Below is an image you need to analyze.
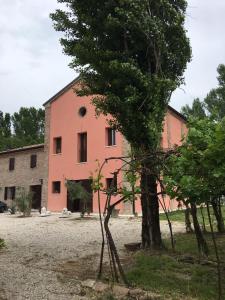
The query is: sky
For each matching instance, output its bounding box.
[0,0,225,114]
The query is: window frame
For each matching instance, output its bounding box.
[106,128,116,146]
[30,154,37,168]
[4,186,16,200]
[9,157,15,171]
[106,173,117,192]
[53,137,62,154]
[78,132,87,163]
[52,181,61,194]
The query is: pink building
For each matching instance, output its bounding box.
[44,78,187,214]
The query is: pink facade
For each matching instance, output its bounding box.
[44,80,186,214]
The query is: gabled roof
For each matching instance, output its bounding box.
[0,144,44,156]
[43,77,80,107]
[167,105,186,122]
[43,77,186,122]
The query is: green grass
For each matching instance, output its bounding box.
[0,238,5,249]
[160,206,225,227]
[127,233,225,300]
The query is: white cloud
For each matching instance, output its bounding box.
[170,0,225,110]
[0,0,224,113]
[0,0,75,113]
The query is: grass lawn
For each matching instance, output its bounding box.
[126,233,225,300]
[0,238,5,249]
[160,205,225,227]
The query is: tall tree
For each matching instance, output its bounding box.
[181,64,225,120]
[11,107,45,147]
[51,0,191,248]
[204,64,225,120]
[181,98,206,119]
[0,107,44,151]
[0,112,11,137]
[0,111,12,151]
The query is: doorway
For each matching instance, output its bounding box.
[30,185,42,210]
[67,179,93,213]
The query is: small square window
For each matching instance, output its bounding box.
[106,128,116,146]
[54,137,62,154]
[106,174,117,192]
[52,181,61,193]
[4,187,16,200]
[30,154,37,168]
[9,158,15,171]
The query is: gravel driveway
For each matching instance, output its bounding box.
[0,213,184,300]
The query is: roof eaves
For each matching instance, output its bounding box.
[168,105,187,122]
[43,76,80,107]
[0,144,44,156]
[42,76,186,123]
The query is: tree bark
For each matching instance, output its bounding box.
[211,199,225,233]
[190,203,208,256]
[206,202,223,300]
[140,163,162,249]
[184,204,193,233]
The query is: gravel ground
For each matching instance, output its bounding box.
[0,213,184,300]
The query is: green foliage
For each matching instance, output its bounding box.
[181,64,225,120]
[51,0,191,151]
[160,206,225,228]
[0,107,45,151]
[205,64,225,120]
[127,233,225,299]
[0,238,5,249]
[181,98,206,119]
[90,161,104,193]
[15,188,33,217]
[65,180,91,216]
[164,117,225,206]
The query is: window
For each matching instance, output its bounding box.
[106,173,117,192]
[78,132,87,162]
[52,181,61,193]
[9,158,15,171]
[30,154,37,168]
[106,178,113,189]
[4,187,16,200]
[106,128,116,146]
[54,137,62,154]
[78,106,87,117]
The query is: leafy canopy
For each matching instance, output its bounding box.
[51,0,191,150]
[181,98,206,120]
[164,117,225,205]
[0,107,45,151]
[181,64,225,121]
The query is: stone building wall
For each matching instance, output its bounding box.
[0,145,47,209]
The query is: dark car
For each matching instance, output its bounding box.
[0,201,7,213]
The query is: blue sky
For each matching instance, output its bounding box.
[0,0,225,113]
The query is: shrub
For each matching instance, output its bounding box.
[16,187,33,217]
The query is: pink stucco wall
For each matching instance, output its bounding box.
[46,83,187,214]
[47,86,124,213]
[134,108,187,213]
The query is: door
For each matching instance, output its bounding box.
[67,179,93,213]
[30,185,42,210]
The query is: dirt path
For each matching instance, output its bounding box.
[0,213,185,300]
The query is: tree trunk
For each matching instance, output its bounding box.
[184,204,193,233]
[140,163,162,249]
[211,199,225,233]
[190,203,208,256]
[200,205,207,233]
